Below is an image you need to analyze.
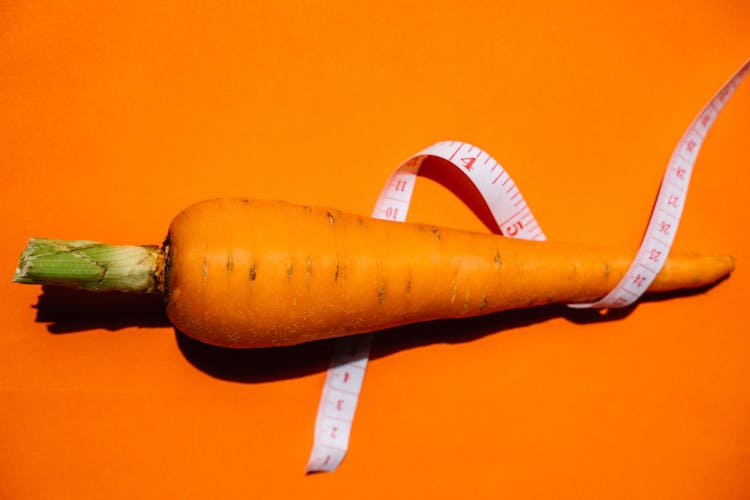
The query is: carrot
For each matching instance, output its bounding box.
[14,198,734,348]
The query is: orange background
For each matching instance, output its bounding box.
[2,1,749,498]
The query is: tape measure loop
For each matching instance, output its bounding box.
[373,140,546,241]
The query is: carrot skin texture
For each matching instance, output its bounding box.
[165,198,734,348]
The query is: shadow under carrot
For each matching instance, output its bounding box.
[31,282,721,384]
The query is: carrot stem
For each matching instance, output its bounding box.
[13,238,162,293]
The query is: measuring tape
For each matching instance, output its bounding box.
[306,59,749,473]
[306,141,544,473]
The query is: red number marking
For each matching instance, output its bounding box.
[632,274,647,287]
[460,157,476,171]
[385,207,399,219]
[343,371,350,383]
[505,220,524,236]
[648,248,662,262]
[667,194,679,208]
[336,399,344,411]
[659,221,671,235]
[331,427,338,439]
[613,296,629,306]
[394,180,407,192]
[674,166,686,180]
[685,139,697,153]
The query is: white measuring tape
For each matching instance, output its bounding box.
[306,141,544,473]
[307,59,749,473]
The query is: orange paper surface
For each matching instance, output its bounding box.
[2,2,749,498]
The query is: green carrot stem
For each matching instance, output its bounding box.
[13,238,162,293]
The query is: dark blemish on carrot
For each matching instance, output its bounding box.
[479,296,488,311]
[326,211,335,224]
[405,275,412,296]
[569,262,579,280]
[201,254,208,286]
[377,281,385,305]
[494,251,502,270]
[161,236,172,298]
[450,283,458,304]
[240,198,250,204]
[432,226,441,240]
[249,261,257,281]
[358,216,365,227]
[334,262,340,283]
[226,254,234,273]
[303,205,312,213]
[306,256,313,280]
[463,291,470,312]
[287,262,294,279]
[603,262,610,278]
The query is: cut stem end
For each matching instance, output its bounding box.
[13,238,162,294]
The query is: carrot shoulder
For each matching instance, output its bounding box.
[163,198,734,348]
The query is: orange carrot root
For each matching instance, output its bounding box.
[164,198,734,348]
